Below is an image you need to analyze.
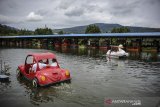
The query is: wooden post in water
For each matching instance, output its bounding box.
[0,60,2,73]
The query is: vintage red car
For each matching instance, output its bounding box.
[17,52,71,87]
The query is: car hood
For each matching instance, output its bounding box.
[37,67,63,81]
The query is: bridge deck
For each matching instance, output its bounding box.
[0,32,160,39]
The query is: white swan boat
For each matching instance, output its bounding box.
[106,44,129,59]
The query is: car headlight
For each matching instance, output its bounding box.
[65,70,70,76]
[41,75,46,81]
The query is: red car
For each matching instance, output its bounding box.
[17,52,71,87]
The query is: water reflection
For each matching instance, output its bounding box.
[0,47,160,107]
[0,80,11,93]
[55,47,160,62]
[129,51,141,60]
[106,57,128,67]
[141,52,158,62]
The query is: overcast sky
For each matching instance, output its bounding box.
[0,0,160,30]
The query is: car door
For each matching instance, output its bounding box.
[25,55,35,80]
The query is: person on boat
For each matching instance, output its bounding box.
[50,59,58,67]
[106,44,128,57]
[31,60,47,73]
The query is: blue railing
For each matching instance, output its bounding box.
[0,32,160,39]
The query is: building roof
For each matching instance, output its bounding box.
[0,32,160,39]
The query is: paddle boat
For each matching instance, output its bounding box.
[106,44,129,59]
[17,52,71,87]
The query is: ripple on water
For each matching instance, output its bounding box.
[0,49,160,107]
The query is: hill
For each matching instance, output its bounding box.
[53,23,160,34]
[0,24,18,35]
[1,23,160,35]
[0,24,33,36]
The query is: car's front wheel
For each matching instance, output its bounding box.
[32,78,39,88]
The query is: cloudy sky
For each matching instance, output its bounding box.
[0,0,160,30]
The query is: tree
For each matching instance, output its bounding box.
[0,24,18,36]
[85,24,101,34]
[34,27,53,35]
[58,30,64,35]
[18,29,33,35]
[111,27,130,33]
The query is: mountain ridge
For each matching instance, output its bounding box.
[53,23,160,34]
[1,23,160,35]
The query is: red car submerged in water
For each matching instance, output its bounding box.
[17,52,71,87]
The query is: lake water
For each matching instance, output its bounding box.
[0,48,160,107]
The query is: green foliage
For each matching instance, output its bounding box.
[58,30,64,35]
[85,24,101,34]
[0,24,34,36]
[111,27,130,33]
[18,29,33,35]
[34,27,53,35]
[0,24,54,36]
[0,24,17,36]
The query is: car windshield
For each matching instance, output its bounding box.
[48,59,56,64]
[41,59,48,64]
[38,58,57,65]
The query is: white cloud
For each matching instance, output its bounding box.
[0,0,160,30]
[26,12,43,21]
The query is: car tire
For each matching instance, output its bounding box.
[32,78,39,88]
[16,68,22,77]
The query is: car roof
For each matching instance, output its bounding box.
[28,52,56,61]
